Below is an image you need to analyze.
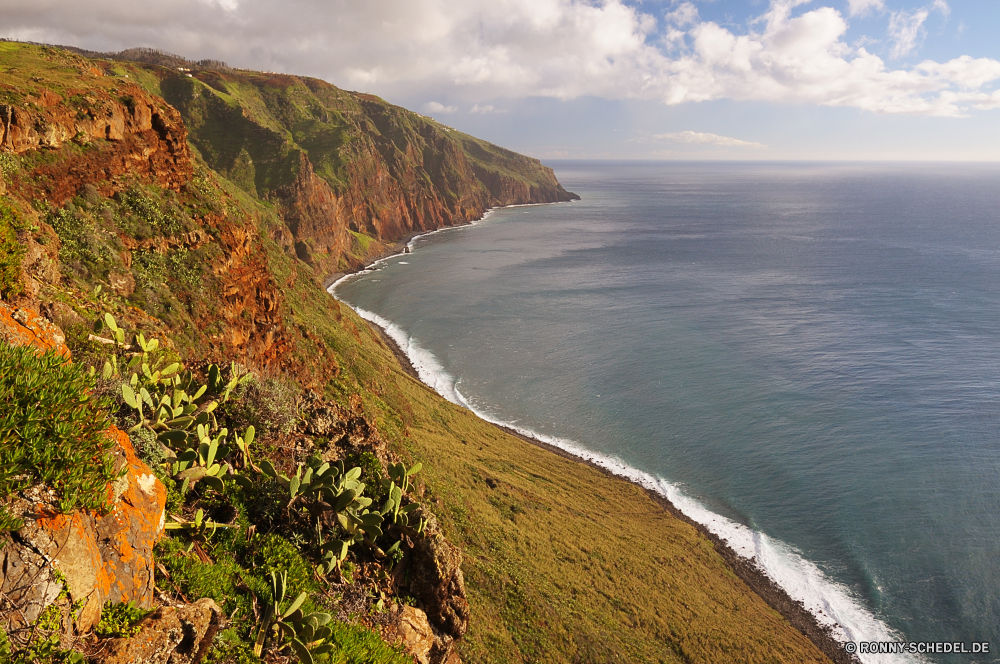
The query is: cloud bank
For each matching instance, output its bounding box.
[653,131,766,148]
[3,0,1000,116]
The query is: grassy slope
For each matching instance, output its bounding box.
[0,41,831,663]
[252,261,831,661]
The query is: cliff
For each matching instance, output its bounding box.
[79,48,578,276]
[0,47,190,203]
[0,41,837,664]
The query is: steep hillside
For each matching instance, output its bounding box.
[0,41,838,664]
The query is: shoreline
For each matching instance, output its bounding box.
[361,315,856,664]
[323,200,573,291]
[327,204,857,664]
[322,233,417,290]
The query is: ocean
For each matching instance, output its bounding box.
[332,161,1000,663]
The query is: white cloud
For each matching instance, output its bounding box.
[653,131,766,148]
[424,101,457,114]
[887,1,950,59]
[666,2,699,27]
[971,90,1000,110]
[470,103,503,114]
[1,0,998,118]
[888,8,929,58]
[932,0,950,19]
[203,0,239,12]
[847,0,883,18]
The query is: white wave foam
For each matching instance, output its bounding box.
[348,306,465,405]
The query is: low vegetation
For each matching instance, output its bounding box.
[0,200,25,299]
[0,312,421,663]
[0,342,120,530]
[94,317,422,664]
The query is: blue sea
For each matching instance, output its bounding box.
[333,162,1000,663]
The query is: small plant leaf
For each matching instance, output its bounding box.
[282,592,308,619]
[121,383,138,409]
[202,475,225,493]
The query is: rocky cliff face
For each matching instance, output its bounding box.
[1,43,578,373]
[146,63,577,275]
[0,48,191,205]
[0,40,578,379]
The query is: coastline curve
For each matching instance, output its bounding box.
[327,208,918,664]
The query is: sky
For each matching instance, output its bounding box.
[3,0,1000,160]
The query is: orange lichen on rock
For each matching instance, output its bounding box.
[17,427,166,633]
[93,426,167,609]
[0,301,70,358]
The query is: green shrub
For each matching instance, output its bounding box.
[46,203,120,283]
[0,342,122,529]
[205,630,262,664]
[325,621,411,664]
[0,153,19,178]
[155,536,245,615]
[0,631,84,664]
[0,198,25,299]
[115,187,183,238]
[128,424,164,468]
[218,375,299,440]
[346,451,387,504]
[247,534,318,601]
[96,601,148,638]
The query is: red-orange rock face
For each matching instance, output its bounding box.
[2,84,192,206]
[7,429,167,633]
[0,302,71,358]
[92,427,167,610]
[156,66,576,276]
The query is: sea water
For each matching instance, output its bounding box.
[333,162,1000,663]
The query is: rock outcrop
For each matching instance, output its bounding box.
[410,532,470,640]
[0,302,70,358]
[92,598,223,664]
[389,605,435,664]
[0,46,192,206]
[1,429,167,636]
[0,307,167,636]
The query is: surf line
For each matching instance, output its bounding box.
[327,200,566,292]
[327,206,918,664]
